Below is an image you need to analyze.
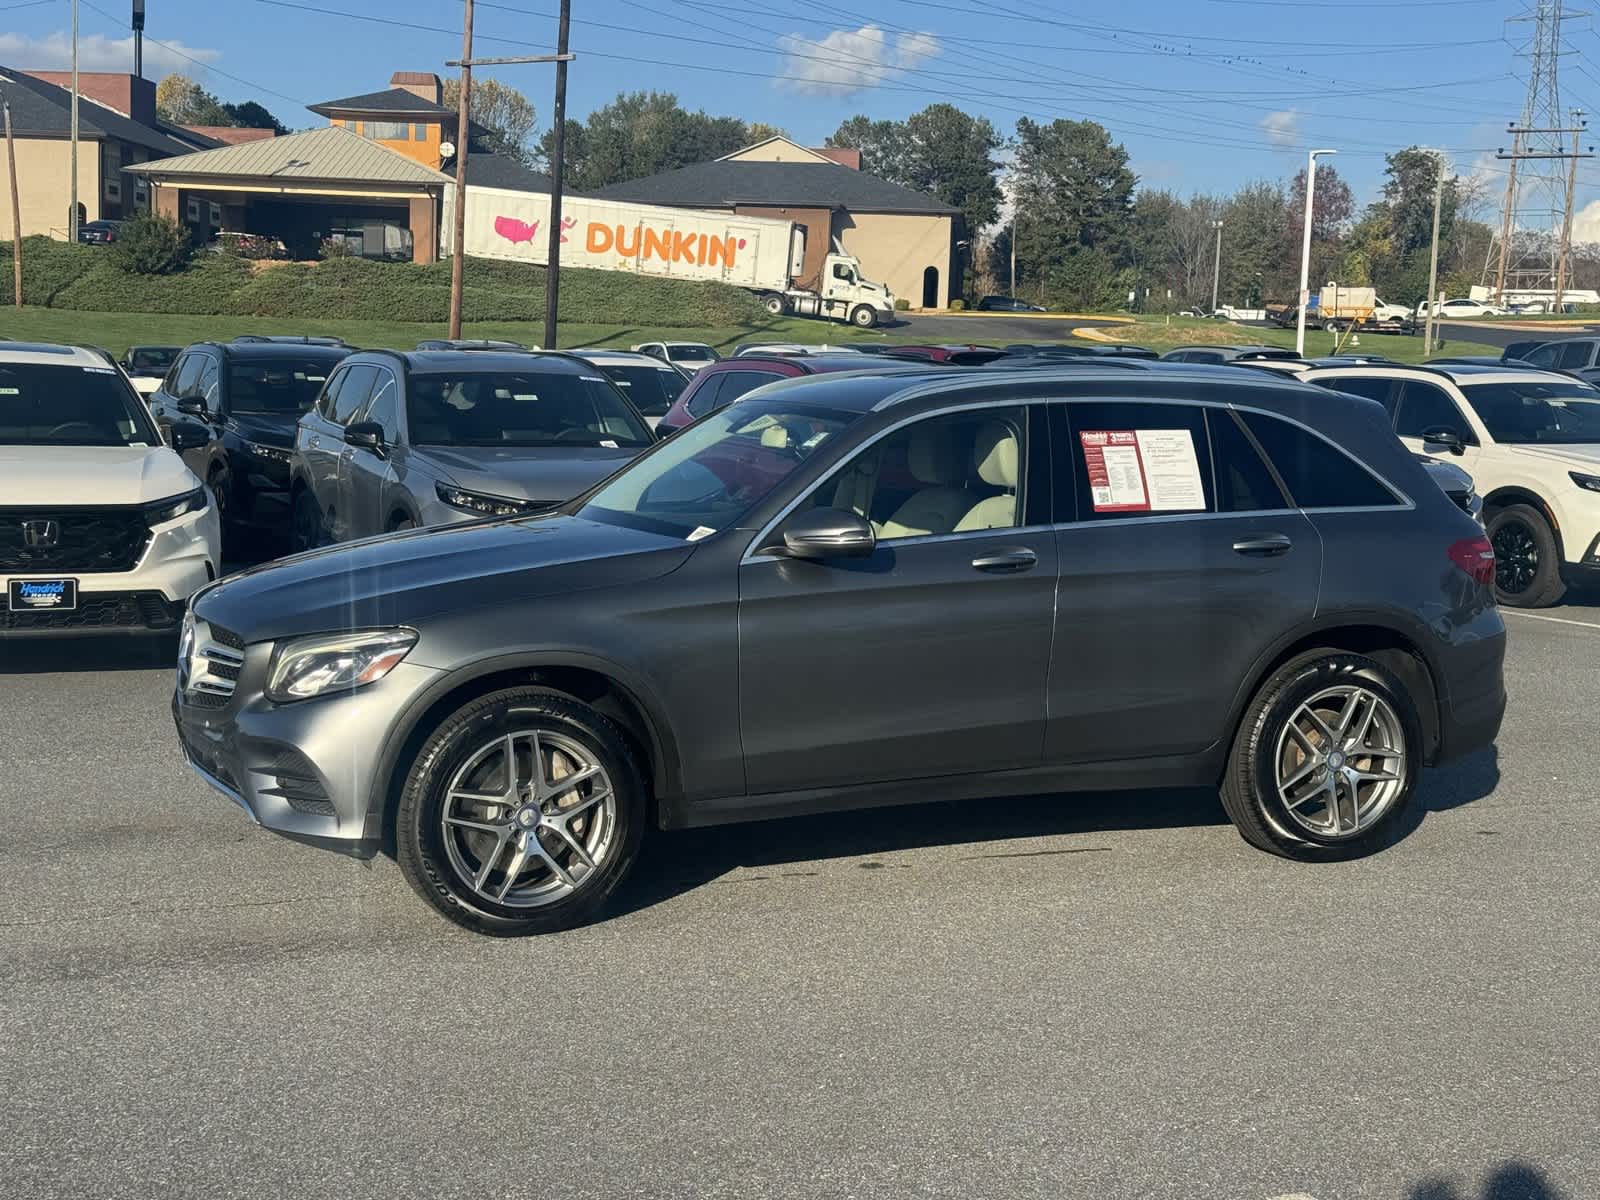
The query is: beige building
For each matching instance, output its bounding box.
[0,67,211,237]
[592,135,964,309]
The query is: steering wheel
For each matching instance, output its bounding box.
[44,422,100,439]
[553,427,600,443]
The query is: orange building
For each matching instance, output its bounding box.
[308,71,457,171]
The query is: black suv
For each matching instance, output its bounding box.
[148,341,355,548]
[176,362,1506,937]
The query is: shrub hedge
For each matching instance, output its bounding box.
[0,238,766,327]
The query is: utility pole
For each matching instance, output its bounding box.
[1009,214,1017,297]
[1296,148,1336,358]
[1423,153,1445,354]
[69,0,80,245]
[543,0,572,351]
[1554,109,1584,313]
[446,0,475,339]
[5,93,22,308]
[1209,219,1224,314]
[444,7,576,344]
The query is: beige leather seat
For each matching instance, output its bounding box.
[878,425,971,539]
[954,421,1020,531]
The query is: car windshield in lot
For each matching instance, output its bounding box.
[1460,380,1600,444]
[598,364,687,418]
[668,345,716,363]
[578,400,855,538]
[127,347,178,374]
[408,371,654,448]
[0,363,157,446]
[229,358,335,414]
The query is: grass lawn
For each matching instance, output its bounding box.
[1,305,1501,364]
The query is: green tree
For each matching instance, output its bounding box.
[1010,118,1136,301]
[110,213,191,275]
[222,100,288,134]
[443,77,538,168]
[543,92,758,191]
[827,116,912,184]
[155,74,230,126]
[829,106,1002,233]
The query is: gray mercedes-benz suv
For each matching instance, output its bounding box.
[173,363,1507,936]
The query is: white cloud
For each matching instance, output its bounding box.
[1572,199,1600,244]
[1260,108,1301,148]
[775,25,941,96]
[0,30,221,80]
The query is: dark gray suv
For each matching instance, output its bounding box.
[289,350,655,546]
[173,364,1506,936]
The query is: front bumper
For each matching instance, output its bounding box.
[0,508,220,637]
[171,637,441,856]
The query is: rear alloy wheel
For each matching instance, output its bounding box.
[397,688,646,936]
[1488,503,1565,607]
[1221,651,1421,859]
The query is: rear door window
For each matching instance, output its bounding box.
[689,370,783,418]
[1556,340,1594,370]
[1240,411,1399,508]
[1059,402,1214,522]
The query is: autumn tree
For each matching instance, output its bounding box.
[443,77,538,168]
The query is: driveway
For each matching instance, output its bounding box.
[893,313,1132,342]
[1437,321,1600,350]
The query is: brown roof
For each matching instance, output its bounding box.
[182,126,276,145]
[813,147,861,170]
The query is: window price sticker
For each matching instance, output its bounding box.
[1080,429,1205,513]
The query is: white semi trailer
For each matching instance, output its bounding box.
[441,185,897,328]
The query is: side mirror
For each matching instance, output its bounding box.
[778,507,876,560]
[1421,427,1467,456]
[176,396,207,417]
[167,421,211,452]
[344,421,386,455]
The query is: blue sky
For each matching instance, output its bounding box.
[7,0,1600,221]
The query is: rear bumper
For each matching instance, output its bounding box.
[1432,618,1508,764]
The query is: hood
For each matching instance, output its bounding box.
[193,513,694,645]
[419,444,642,503]
[0,445,198,506]
[1504,443,1600,471]
[227,411,302,448]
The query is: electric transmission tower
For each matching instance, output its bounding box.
[1493,1,1592,307]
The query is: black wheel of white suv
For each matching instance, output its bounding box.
[1488,503,1566,608]
[1221,651,1421,860]
[396,687,646,936]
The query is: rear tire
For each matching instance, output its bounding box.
[1488,503,1565,608]
[396,687,647,936]
[1221,651,1421,860]
[762,294,787,317]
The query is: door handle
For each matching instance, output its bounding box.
[971,548,1038,573]
[1233,534,1293,557]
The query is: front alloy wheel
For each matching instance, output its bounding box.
[397,687,645,935]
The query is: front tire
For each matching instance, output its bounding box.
[290,487,325,553]
[1220,651,1421,860]
[396,687,647,936]
[850,304,878,328]
[1488,503,1565,607]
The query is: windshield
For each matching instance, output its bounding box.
[128,347,177,374]
[668,345,717,363]
[229,358,337,414]
[578,400,856,538]
[1460,380,1600,445]
[597,364,687,418]
[0,363,159,446]
[408,371,653,448]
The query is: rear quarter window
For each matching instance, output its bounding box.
[1240,411,1399,509]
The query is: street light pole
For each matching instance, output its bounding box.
[1296,148,1336,357]
[1210,219,1224,314]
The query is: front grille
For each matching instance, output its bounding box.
[2,590,180,632]
[182,621,245,706]
[208,624,245,652]
[0,508,152,572]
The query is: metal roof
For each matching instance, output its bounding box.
[131,125,453,187]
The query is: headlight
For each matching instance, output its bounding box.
[245,441,294,465]
[145,487,208,525]
[265,629,418,703]
[436,483,540,516]
[1570,471,1600,493]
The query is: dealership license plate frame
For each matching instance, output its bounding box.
[7,578,79,612]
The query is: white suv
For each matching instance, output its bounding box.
[1302,362,1600,606]
[0,343,221,636]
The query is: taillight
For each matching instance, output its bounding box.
[1449,536,1495,585]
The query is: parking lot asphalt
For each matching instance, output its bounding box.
[2,599,1598,1200]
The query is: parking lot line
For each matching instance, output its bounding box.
[1503,610,1600,631]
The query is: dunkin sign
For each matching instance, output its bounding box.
[489,211,748,269]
